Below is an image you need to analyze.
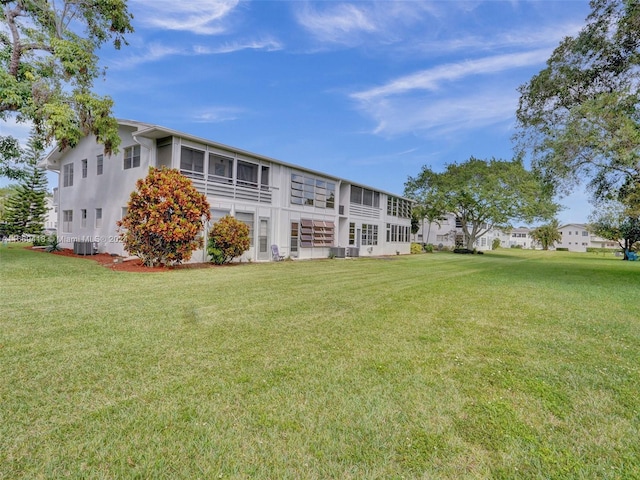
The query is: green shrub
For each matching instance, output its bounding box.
[510,244,523,249]
[410,243,423,254]
[492,238,501,250]
[556,247,569,251]
[117,168,211,267]
[45,235,62,252]
[32,234,50,247]
[424,243,434,253]
[208,215,250,265]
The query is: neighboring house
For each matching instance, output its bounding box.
[44,192,57,234]
[411,214,510,251]
[40,120,413,261]
[557,223,618,252]
[509,227,533,249]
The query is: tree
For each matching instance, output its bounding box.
[530,220,562,250]
[0,0,134,168]
[117,168,211,267]
[589,200,640,259]
[2,133,47,235]
[410,200,446,245]
[405,157,558,250]
[208,215,251,265]
[516,0,640,207]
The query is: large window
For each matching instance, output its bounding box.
[208,153,233,183]
[96,155,103,175]
[62,210,73,232]
[349,222,355,246]
[361,224,378,246]
[63,163,73,187]
[81,209,87,228]
[180,146,204,178]
[387,196,411,218]
[81,159,87,178]
[237,161,258,187]
[350,186,380,208]
[124,145,140,169]
[386,224,410,243]
[300,219,335,247]
[290,174,335,209]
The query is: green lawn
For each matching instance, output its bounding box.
[1,245,639,479]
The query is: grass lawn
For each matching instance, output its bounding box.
[1,245,639,479]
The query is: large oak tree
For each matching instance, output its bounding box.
[1,0,133,178]
[516,0,640,207]
[405,157,558,250]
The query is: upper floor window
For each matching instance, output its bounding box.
[124,145,140,169]
[97,155,103,175]
[291,173,335,209]
[350,186,379,208]
[387,196,411,218]
[208,153,233,183]
[63,163,73,187]
[180,146,204,178]
[237,160,258,187]
[81,159,87,178]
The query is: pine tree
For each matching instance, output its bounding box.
[2,136,48,236]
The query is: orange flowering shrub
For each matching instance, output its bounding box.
[117,167,211,267]
[208,215,250,264]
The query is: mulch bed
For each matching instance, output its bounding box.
[33,247,216,273]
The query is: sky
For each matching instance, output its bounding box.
[1,0,594,225]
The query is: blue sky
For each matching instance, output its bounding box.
[2,0,594,224]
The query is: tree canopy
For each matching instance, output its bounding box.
[515,0,640,207]
[405,157,558,250]
[0,0,133,165]
[589,199,640,259]
[1,132,47,236]
[529,220,562,251]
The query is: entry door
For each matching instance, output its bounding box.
[258,218,270,261]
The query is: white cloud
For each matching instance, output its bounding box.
[295,3,377,45]
[131,0,240,35]
[352,48,551,102]
[193,38,283,55]
[358,88,518,138]
[191,107,245,123]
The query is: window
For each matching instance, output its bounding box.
[290,222,299,255]
[300,219,335,247]
[210,209,231,224]
[209,153,233,183]
[81,209,87,228]
[235,212,254,246]
[97,155,103,175]
[81,159,87,178]
[350,186,380,207]
[63,163,74,187]
[124,145,141,169]
[361,224,378,246]
[290,173,336,209]
[387,196,411,218]
[237,161,258,187]
[180,146,204,178]
[349,222,356,246]
[95,208,102,228]
[582,231,589,236]
[261,165,270,190]
[62,210,73,233]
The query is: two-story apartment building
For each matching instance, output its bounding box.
[557,223,618,252]
[412,214,510,251]
[41,120,412,261]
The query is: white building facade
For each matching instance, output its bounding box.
[557,223,618,252]
[412,214,510,251]
[42,120,412,261]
